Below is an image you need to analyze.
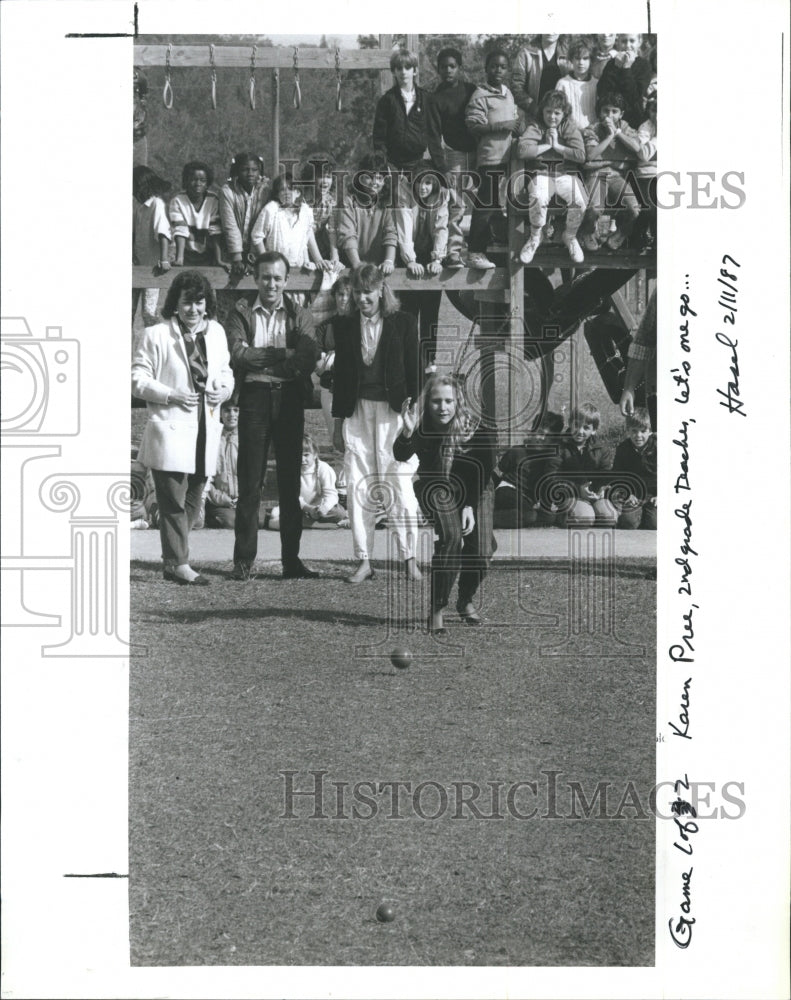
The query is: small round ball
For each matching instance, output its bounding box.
[376,903,395,922]
[390,648,413,670]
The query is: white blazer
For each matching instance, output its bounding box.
[132,317,234,475]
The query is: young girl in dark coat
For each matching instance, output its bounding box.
[394,373,496,634]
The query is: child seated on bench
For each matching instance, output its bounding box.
[517,89,587,264]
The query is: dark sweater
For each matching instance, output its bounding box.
[393,421,496,510]
[373,86,431,170]
[613,434,657,497]
[331,311,419,417]
[549,435,613,494]
[598,56,652,129]
[427,79,478,171]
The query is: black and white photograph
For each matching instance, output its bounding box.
[129,28,659,968]
[1,1,789,998]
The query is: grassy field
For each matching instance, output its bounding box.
[130,560,655,966]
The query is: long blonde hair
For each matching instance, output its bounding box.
[418,373,478,474]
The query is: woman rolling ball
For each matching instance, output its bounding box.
[394,372,496,634]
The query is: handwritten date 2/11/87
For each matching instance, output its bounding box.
[715,254,745,417]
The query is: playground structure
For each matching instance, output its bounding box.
[133,35,656,448]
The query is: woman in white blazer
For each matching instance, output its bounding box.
[132,270,234,584]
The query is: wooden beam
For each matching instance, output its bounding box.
[132,265,511,292]
[379,35,393,94]
[134,45,394,70]
[272,68,280,176]
[486,246,656,270]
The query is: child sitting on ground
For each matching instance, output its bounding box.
[218,151,270,278]
[169,161,224,268]
[204,402,239,529]
[579,91,642,252]
[612,407,657,529]
[493,410,564,527]
[550,403,615,526]
[268,434,348,529]
[555,38,598,129]
[517,89,587,264]
[336,152,397,272]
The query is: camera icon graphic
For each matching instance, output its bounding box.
[0,317,80,436]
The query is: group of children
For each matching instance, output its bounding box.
[493,403,657,530]
[133,35,657,317]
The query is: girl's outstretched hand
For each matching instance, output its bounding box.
[461,506,475,535]
[400,397,418,437]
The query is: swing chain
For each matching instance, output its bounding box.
[163,42,174,109]
[249,44,258,109]
[209,43,217,110]
[334,47,342,111]
[292,46,301,109]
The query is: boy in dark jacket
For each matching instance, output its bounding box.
[612,407,657,529]
[373,47,431,214]
[551,403,616,526]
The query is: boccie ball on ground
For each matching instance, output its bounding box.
[390,648,413,670]
[376,903,395,923]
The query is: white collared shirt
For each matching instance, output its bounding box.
[400,87,416,114]
[360,311,383,366]
[246,295,288,383]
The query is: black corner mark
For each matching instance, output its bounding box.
[66,1,138,38]
[63,872,129,878]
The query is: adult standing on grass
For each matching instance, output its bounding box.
[331,264,421,585]
[132,270,234,585]
[226,251,320,580]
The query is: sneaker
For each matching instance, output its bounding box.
[444,251,465,270]
[564,237,585,264]
[467,252,496,270]
[607,230,627,251]
[518,232,542,264]
[336,518,350,528]
[580,233,600,253]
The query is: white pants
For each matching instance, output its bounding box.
[527,174,587,234]
[343,398,418,561]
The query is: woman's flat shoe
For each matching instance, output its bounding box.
[166,572,210,586]
[346,566,375,585]
[456,604,483,625]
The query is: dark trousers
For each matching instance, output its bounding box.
[419,479,495,612]
[468,165,505,253]
[234,381,304,568]
[152,470,207,566]
[399,289,442,383]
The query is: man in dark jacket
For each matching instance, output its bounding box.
[225,252,319,580]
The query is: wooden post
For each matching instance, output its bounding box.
[507,150,524,447]
[379,34,392,94]
[272,68,280,176]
